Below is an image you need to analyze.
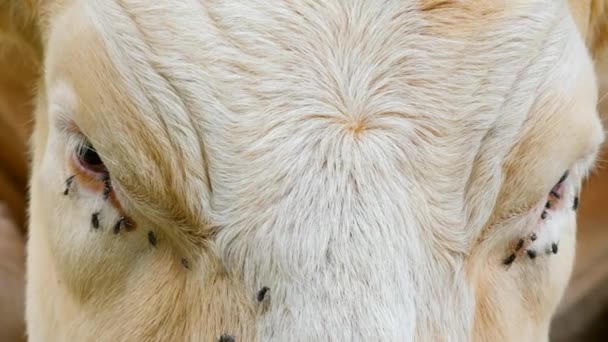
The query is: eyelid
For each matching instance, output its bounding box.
[56,115,81,136]
[71,150,107,181]
[58,120,94,162]
[482,170,569,239]
[60,122,108,180]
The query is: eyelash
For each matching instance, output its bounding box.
[480,170,571,237]
[60,123,108,178]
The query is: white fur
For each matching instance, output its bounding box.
[25,0,605,341]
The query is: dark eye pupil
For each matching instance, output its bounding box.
[79,143,102,166]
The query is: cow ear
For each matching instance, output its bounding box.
[0,1,44,229]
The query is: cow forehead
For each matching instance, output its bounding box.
[44,0,594,237]
[48,0,581,120]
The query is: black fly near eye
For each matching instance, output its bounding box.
[102,173,112,200]
[503,254,516,266]
[148,231,157,247]
[91,212,100,229]
[113,219,122,234]
[64,175,75,195]
[257,286,270,302]
[113,217,133,234]
[515,239,524,251]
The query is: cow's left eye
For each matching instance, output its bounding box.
[75,139,107,175]
[549,171,568,199]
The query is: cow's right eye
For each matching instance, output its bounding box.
[74,139,107,176]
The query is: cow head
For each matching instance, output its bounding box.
[9,0,604,340]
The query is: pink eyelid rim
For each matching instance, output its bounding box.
[70,151,108,181]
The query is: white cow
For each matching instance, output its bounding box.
[0,0,605,341]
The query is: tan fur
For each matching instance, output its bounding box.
[0,0,40,229]
[0,0,606,341]
[0,205,25,342]
[0,2,39,341]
